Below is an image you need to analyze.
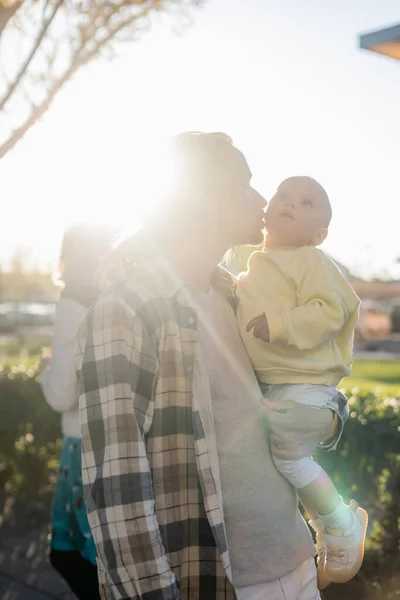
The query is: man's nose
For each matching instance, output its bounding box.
[253,188,267,210]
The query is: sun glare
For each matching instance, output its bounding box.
[54,132,178,243]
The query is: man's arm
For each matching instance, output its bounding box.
[76,296,179,600]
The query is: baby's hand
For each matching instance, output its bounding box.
[246,313,270,342]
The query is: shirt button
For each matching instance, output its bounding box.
[188,317,195,325]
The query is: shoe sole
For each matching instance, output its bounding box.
[324,507,368,584]
[317,564,331,591]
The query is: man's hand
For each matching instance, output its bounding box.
[246,313,270,342]
[261,398,334,459]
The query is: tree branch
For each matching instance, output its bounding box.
[0,1,23,37]
[0,72,67,159]
[0,10,140,159]
[0,0,201,159]
[0,0,63,110]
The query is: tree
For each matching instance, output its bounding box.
[0,1,23,36]
[0,247,58,301]
[0,0,203,159]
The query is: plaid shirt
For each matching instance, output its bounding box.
[76,251,348,600]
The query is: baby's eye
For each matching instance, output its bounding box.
[302,198,313,207]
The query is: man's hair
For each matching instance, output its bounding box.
[168,131,235,195]
[172,130,232,147]
[170,131,233,161]
[102,132,236,286]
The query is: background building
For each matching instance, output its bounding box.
[360,23,400,62]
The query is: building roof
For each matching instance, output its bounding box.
[359,23,400,61]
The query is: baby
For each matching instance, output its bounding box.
[236,176,368,590]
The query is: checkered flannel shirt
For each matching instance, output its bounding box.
[76,253,348,600]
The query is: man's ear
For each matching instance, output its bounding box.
[311,228,328,247]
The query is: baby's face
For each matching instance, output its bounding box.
[265,177,329,246]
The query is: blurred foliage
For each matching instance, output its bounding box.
[318,386,400,557]
[0,359,398,593]
[0,337,50,361]
[0,250,58,301]
[319,384,400,598]
[0,362,61,528]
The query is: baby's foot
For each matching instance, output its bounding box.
[323,500,368,584]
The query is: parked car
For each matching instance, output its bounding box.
[390,302,400,333]
[0,302,56,333]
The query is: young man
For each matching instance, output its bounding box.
[76,132,348,600]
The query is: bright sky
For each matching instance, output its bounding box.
[1,0,399,277]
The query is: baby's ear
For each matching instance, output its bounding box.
[312,228,328,246]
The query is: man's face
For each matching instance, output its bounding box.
[214,147,266,248]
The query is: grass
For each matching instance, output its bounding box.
[1,341,400,396]
[342,359,400,395]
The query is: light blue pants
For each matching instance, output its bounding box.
[260,383,337,489]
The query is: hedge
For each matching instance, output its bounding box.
[0,363,399,586]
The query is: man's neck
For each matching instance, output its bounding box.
[161,232,227,292]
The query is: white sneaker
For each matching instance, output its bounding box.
[323,500,368,584]
[309,518,331,590]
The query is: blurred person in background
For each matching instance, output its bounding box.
[40,224,116,600]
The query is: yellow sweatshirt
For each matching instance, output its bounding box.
[236,247,360,386]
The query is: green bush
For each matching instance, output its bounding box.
[317,387,400,579]
[0,363,61,527]
[0,364,398,580]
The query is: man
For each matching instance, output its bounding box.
[76,132,347,600]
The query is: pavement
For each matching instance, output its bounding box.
[0,526,75,600]
[0,525,397,600]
